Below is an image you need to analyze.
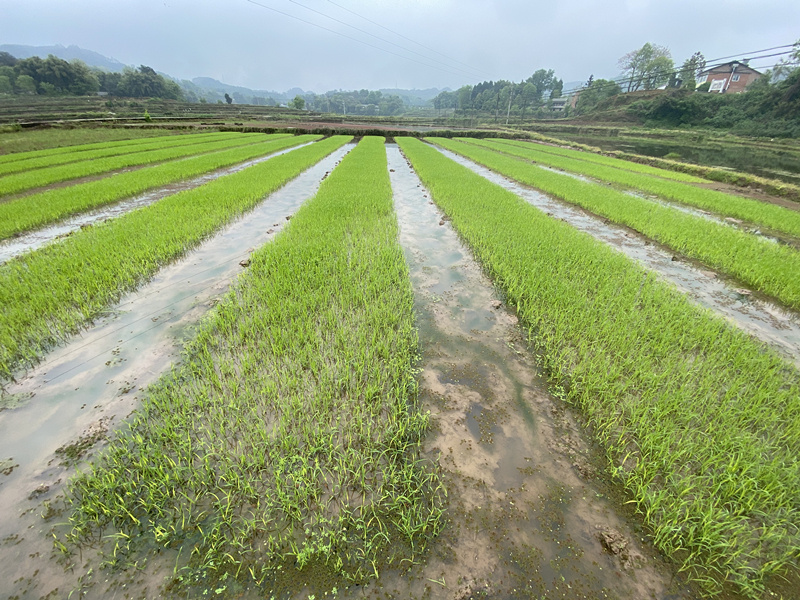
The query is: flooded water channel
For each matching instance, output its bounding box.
[0,141,316,265]
[435,146,800,368]
[0,142,355,600]
[345,145,692,599]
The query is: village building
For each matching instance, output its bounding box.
[697,60,762,93]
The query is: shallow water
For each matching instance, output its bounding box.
[0,141,316,264]
[0,142,355,600]
[435,146,800,368]
[347,144,693,599]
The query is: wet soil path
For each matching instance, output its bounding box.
[0,143,356,600]
[0,141,317,264]
[342,145,693,599]
[434,146,800,368]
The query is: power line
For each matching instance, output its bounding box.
[324,0,493,79]
[243,0,485,81]
[284,0,489,80]
[557,47,795,99]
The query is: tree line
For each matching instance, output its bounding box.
[431,69,564,121]
[0,52,183,100]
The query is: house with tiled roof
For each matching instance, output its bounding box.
[697,60,762,93]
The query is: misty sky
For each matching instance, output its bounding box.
[2,0,798,93]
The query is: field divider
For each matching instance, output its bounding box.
[428,137,800,311]
[0,132,269,197]
[63,136,444,588]
[0,131,254,176]
[398,136,800,598]
[0,135,350,384]
[472,137,800,240]
[0,134,316,241]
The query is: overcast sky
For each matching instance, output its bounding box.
[2,0,798,93]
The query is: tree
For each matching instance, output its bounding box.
[519,82,538,120]
[289,94,305,110]
[575,79,622,114]
[0,51,16,67]
[0,75,12,95]
[618,43,674,92]
[14,74,36,94]
[674,51,706,89]
[771,39,800,82]
[224,92,233,104]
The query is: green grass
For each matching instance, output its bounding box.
[398,136,800,598]
[0,127,175,156]
[429,137,800,311]
[0,133,267,197]
[0,136,351,383]
[490,137,707,183]
[0,131,251,176]
[0,134,318,240]
[63,136,444,589]
[473,137,800,240]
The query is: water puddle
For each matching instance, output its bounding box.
[356,144,694,599]
[435,146,800,368]
[0,142,356,600]
[0,141,317,264]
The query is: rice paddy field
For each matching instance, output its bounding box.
[1,127,799,600]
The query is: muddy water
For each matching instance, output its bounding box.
[435,146,800,368]
[348,145,693,599]
[0,141,317,265]
[0,142,355,600]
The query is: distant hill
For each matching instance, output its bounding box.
[0,44,127,71]
[190,77,293,101]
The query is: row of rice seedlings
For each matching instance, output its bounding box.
[474,137,800,239]
[0,131,251,177]
[63,136,445,590]
[0,128,177,162]
[0,135,351,384]
[397,136,800,598]
[0,134,319,241]
[493,137,706,183]
[0,133,268,197]
[429,137,800,311]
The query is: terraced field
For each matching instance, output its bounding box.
[1,131,798,600]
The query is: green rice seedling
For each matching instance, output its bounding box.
[0,133,267,197]
[0,127,175,158]
[0,134,317,240]
[398,136,800,598]
[429,137,800,311]
[0,132,251,176]
[64,136,444,590]
[0,136,350,383]
[470,137,800,240]
[489,137,706,182]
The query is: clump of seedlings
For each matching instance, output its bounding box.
[63,137,445,591]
